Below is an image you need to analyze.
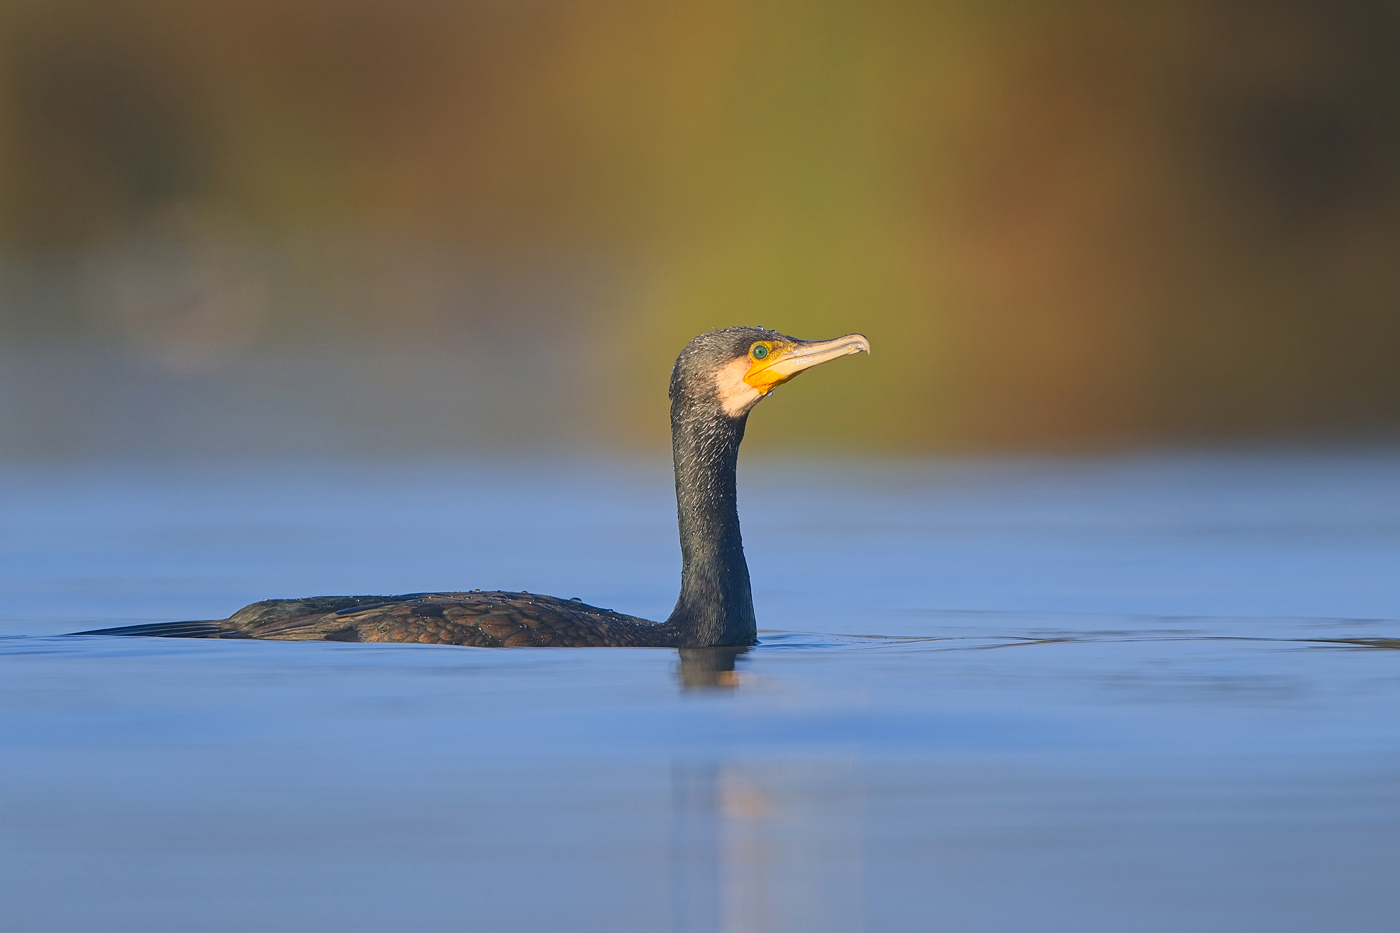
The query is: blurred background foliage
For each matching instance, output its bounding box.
[1,0,1398,456]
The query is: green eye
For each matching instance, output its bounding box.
[751,344,769,360]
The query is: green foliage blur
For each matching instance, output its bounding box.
[2,0,1399,453]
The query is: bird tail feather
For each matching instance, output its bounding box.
[66,621,247,639]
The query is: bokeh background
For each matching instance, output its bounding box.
[2,0,1398,458]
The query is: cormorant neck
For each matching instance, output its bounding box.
[662,399,756,647]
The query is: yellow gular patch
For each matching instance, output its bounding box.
[714,357,763,417]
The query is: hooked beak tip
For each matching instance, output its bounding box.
[836,333,870,357]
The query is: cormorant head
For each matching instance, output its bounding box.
[670,326,870,418]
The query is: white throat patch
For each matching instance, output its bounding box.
[714,357,763,417]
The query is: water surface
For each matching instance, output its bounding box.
[2,453,1398,932]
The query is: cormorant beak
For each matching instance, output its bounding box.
[744,333,870,395]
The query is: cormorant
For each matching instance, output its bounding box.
[72,327,869,648]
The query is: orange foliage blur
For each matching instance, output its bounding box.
[1,1,1398,451]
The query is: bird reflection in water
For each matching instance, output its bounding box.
[671,650,866,932]
[671,759,864,933]
[677,646,749,689]
[672,762,762,933]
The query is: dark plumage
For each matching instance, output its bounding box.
[71,327,868,648]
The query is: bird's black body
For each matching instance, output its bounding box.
[70,327,868,648]
[77,592,673,647]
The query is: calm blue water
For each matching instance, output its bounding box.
[2,453,1399,932]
